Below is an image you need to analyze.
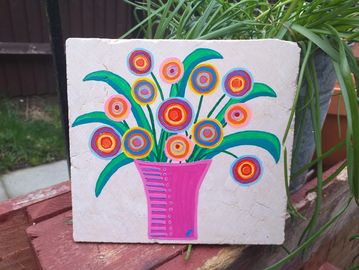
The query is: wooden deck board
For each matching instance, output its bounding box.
[26,211,186,270]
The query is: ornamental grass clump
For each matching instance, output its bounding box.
[122,0,359,267]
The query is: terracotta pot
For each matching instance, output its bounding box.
[135,159,212,240]
[321,88,347,168]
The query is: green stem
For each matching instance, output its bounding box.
[185,244,192,261]
[298,59,323,245]
[146,105,159,160]
[123,120,130,129]
[265,198,352,270]
[207,94,226,118]
[199,150,237,160]
[194,95,204,124]
[151,72,165,101]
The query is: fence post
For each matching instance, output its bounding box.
[42,0,70,176]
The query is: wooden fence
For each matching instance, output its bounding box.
[0,0,132,97]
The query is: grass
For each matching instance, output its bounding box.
[0,96,65,174]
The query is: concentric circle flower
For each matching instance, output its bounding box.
[128,49,153,76]
[132,78,158,105]
[90,126,121,159]
[157,98,194,132]
[223,68,253,98]
[224,104,250,128]
[230,156,262,185]
[192,118,223,148]
[104,94,131,121]
[122,127,154,159]
[189,64,219,95]
[164,135,194,161]
[160,57,184,84]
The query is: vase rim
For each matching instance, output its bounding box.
[134,159,212,167]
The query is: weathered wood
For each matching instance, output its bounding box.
[158,163,359,270]
[0,181,70,270]
[27,192,72,223]
[27,211,186,270]
[0,181,70,217]
[0,42,51,55]
[0,211,38,270]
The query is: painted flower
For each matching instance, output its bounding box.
[128,49,153,76]
[223,68,253,98]
[230,156,262,185]
[90,126,121,159]
[132,78,158,105]
[157,98,194,132]
[122,127,154,159]
[189,64,219,95]
[104,94,131,121]
[164,134,194,161]
[224,104,250,128]
[160,57,184,84]
[192,118,223,148]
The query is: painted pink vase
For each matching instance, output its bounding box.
[135,159,212,240]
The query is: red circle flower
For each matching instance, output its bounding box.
[128,49,153,75]
[157,98,194,132]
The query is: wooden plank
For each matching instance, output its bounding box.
[2,57,22,96]
[117,1,133,36]
[24,0,45,42]
[0,182,70,270]
[0,42,51,55]
[0,181,70,217]
[81,0,94,38]
[94,0,106,38]
[17,56,37,95]
[8,0,30,42]
[0,0,15,41]
[27,192,72,223]
[0,211,38,270]
[27,211,186,270]
[58,0,70,40]
[105,0,117,38]
[158,163,358,269]
[30,56,50,95]
[68,0,83,37]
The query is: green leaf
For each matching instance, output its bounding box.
[72,111,128,135]
[202,130,281,163]
[169,48,223,97]
[95,153,133,197]
[291,24,339,61]
[83,70,151,131]
[216,83,277,124]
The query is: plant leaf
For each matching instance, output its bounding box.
[216,83,277,124]
[95,153,133,197]
[83,70,151,131]
[170,48,223,97]
[72,111,128,135]
[202,130,281,163]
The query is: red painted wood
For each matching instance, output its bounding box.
[27,211,186,270]
[0,181,70,217]
[27,192,72,223]
[319,262,341,270]
[0,211,38,270]
[291,160,345,205]
[157,246,224,270]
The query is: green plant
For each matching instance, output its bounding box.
[123,0,359,267]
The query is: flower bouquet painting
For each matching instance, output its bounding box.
[67,39,300,244]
